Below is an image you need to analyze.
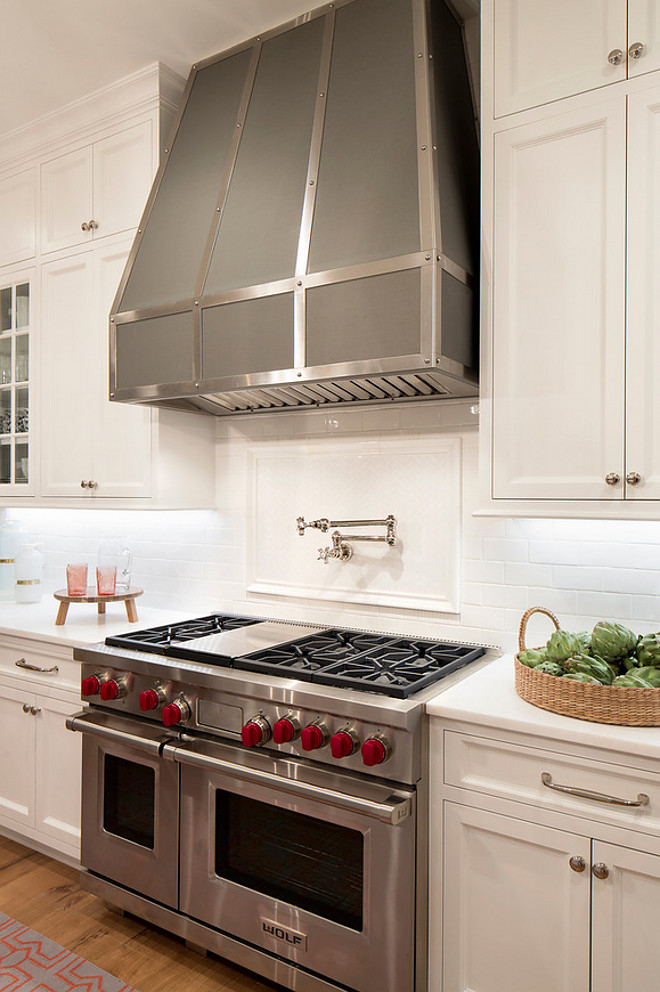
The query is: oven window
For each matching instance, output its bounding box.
[215,791,364,930]
[103,754,155,849]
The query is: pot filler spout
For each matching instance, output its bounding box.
[109,0,480,416]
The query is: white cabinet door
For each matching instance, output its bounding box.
[40,251,95,496]
[625,82,660,498]
[493,0,626,117]
[591,841,660,992]
[492,97,626,499]
[628,0,660,78]
[92,121,155,242]
[34,694,81,853]
[0,169,36,266]
[40,245,152,498]
[94,241,151,498]
[0,683,35,828]
[41,146,94,254]
[443,803,591,992]
[41,120,155,254]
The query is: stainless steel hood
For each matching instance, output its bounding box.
[109,0,479,416]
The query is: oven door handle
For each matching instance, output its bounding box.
[163,743,413,825]
[66,710,173,756]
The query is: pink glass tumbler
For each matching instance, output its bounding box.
[96,565,117,596]
[66,563,88,597]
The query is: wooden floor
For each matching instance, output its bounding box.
[0,836,282,992]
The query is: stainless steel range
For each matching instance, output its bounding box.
[68,614,491,992]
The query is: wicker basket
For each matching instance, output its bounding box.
[514,606,660,726]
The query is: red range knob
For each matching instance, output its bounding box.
[242,721,264,747]
[162,702,186,726]
[330,730,358,759]
[99,680,119,701]
[81,676,100,697]
[139,689,160,711]
[361,737,390,767]
[301,724,327,751]
[273,717,298,744]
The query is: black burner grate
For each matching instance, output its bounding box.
[235,631,485,698]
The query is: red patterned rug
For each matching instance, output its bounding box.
[0,912,139,991]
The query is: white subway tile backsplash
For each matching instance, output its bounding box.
[5,403,660,648]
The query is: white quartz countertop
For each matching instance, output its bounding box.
[427,654,660,761]
[0,598,195,650]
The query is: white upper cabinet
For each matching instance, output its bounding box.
[0,169,36,266]
[40,120,154,254]
[492,97,626,499]
[493,0,660,117]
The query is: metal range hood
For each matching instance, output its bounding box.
[109,0,479,416]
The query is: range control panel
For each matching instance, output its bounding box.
[79,664,417,781]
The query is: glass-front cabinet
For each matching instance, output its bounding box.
[0,277,31,490]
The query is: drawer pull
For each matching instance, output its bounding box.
[541,772,649,807]
[15,658,59,675]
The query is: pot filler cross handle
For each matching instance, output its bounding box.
[296,515,397,564]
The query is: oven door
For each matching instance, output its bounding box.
[166,736,416,992]
[67,710,179,908]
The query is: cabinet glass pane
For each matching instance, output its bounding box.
[306,269,421,367]
[204,19,324,294]
[0,289,10,333]
[118,51,252,313]
[15,443,27,484]
[308,0,420,272]
[15,335,28,382]
[15,284,29,328]
[0,340,10,385]
[15,387,28,434]
[0,442,9,484]
[0,390,10,435]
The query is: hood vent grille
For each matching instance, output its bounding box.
[109,0,480,417]
[190,370,453,416]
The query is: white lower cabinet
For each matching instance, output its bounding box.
[434,729,660,992]
[443,804,591,992]
[0,639,81,861]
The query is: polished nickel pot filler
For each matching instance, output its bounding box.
[68,613,488,992]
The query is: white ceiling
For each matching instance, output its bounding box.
[3,0,319,138]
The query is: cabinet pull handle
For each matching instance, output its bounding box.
[15,658,59,675]
[30,706,41,716]
[541,772,649,807]
[569,855,586,873]
[605,472,621,486]
[626,471,641,485]
[607,48,626,66]
[628,41,645,60]
[22,703,30,713]
[592,862,610,880]
[81,221,91,232]
[88,219,99,230]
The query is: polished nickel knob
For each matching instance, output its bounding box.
[628,42,645,60]
[607,48,626,65]
[592,862,609,880]
[81,221,91,232]
[88,219,99,230]
[22,703,30,713]
[569,855,586,873]
[626,472,641,485]
[605,473,621,486]
[30,706,41,716]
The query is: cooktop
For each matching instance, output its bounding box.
[105,613,486,699]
